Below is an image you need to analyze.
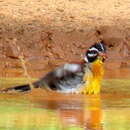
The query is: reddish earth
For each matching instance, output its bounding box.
[0,0,130,78]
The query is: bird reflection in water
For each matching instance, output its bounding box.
[59,96,102,129]
[31,92,103,130]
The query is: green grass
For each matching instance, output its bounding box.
[0,102,83,130]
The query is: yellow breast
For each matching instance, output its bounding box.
[80,58,104,94]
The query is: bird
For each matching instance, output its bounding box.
[2,41,106,94]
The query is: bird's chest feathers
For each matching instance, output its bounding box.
[81,60,104,94]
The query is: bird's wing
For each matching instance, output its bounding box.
[38,63,84,91]
[53,63,83,78]
[42,63,83,81]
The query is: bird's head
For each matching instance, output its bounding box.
[84,41,106,64]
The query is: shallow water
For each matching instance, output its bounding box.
[0,78,130,130]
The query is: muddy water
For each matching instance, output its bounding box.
[0,75,130,130]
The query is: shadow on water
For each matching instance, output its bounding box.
[0,77,130,130]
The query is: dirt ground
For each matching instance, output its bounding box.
[0,0,130,78]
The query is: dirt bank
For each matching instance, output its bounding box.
[0,0,130,77]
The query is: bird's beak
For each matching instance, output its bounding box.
[98,52,107,62]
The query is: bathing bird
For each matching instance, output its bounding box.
[2,41,106,94]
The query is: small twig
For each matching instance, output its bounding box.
[12,38,34,90]
[19,55,34,89]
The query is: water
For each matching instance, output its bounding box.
[0,78,130,130]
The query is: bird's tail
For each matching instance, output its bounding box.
[0,84,31,93]
[0,81,41,93]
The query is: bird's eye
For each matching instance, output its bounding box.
[90,50,98,54]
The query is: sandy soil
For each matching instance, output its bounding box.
[0,0,130,77]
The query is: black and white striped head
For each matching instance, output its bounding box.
[84,41,106,63]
